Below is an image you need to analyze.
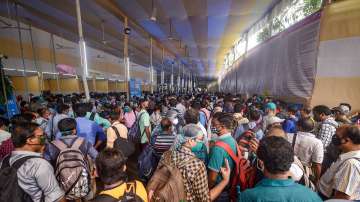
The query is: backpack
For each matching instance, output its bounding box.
[137,144,160,182]
[291,133,316,191]
[128,112,146,143]
[0,155,43,202]
[91,181,144,202]
[111,126,135,157]
[53,138,91,200]
[146,151,195,202]
[214,141,257,201]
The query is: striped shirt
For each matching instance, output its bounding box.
[152,131,176,156]
[319,150,360,200]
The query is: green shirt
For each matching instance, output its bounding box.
[85,112,111,129]
[139,109,151,144]
[239,178,322,202]
[208,133,237,184]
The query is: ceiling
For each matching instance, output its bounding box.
[0,0,278,81]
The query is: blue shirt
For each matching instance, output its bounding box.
[283,118,297,133]
[199,111,207,127]
[75,117,106,145]
[239,178,322,202]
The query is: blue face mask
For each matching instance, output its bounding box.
[191,142,204,152]
[124,106,131,113]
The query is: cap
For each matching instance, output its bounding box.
[267,116,285,126]
[265,102,276,111]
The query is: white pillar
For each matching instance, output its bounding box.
[170,63,174,93]
[149,37,153,94]
[76,0,90,101]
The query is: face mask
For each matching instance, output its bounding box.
[29,135,46,146]
[191,142,204,152]
[124,106,131,113]
[172,118,179,125]
[211,127,219,135]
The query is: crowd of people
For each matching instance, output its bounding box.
[0,92,360,202]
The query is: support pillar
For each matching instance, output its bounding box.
[76,0,90,100]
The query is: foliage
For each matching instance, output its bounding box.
[256,0,322,43]
[0,69,14,104]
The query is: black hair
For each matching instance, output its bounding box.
[57,104,70,114]
[21,112,36,122]
[58,118,77,135]
[11,122,40,148]
[37,108,49,117]
[234,103,243,113]
[184,109,199,124]
[301,107,312,115]
[201,100,209,108]
[0,117,9,128]
[257,136,294,174]
[313,105,332,116]
[73,103,87,117]
[95,148,127,185]
[161,118,172,131]
[191,102,201,110]
[109,111,120,121]
[249,109,261,121]
[215,112,236,130]
[169,98,177,107]
[346,125,360,144]
[297,117,315,132]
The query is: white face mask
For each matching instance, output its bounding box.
[172,118,179,125]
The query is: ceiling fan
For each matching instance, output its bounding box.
[100,20,116,45]
[167,18,180,42]
[149,0,157,22]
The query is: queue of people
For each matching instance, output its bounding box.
[0,92,359,202]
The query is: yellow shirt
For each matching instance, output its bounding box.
[100,180,148,202]
[106,121,128,148]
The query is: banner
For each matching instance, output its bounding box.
[129,78,142,98]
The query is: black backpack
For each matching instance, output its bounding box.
[91,182,144,202]
[111,126,135,157]
[0,155,43,202]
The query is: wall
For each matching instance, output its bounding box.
[0,16,157,95]
[310,0,360,111]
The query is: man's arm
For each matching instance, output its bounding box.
[145,126,151,140]
[210,159,230,201]
[208,170,218,189]
[311,163,322,184]
[333,190,351,200]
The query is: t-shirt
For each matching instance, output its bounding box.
[98,181,148,202]
[239,178,322,202]
[208,133,237,184]
[139,110,151,144]
[151,129,176,156]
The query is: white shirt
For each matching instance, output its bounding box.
[176,103,186,116]
[319,150,360,200]
[287,131,324,167]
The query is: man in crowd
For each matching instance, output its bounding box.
[73,103,106,149]
[139,99,151,149]
[106,112,128,148]
[0,122,65,202]
[318,125,360,200]
[287,117,324,183]
[208,113,237,201]
[45,103,69,141]
[262,102,277,131]
[313,105,339,149]
[240,136,322,202]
